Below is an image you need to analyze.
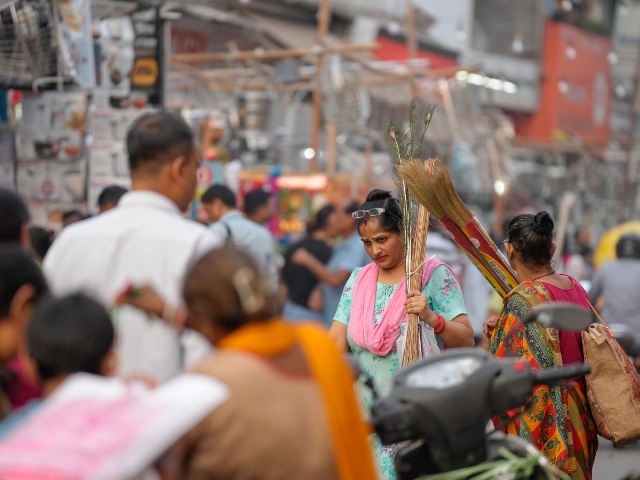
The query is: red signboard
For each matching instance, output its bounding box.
[373,35,457,70]
[516,20,611,144]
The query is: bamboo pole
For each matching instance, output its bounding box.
[309,0,332,173]
[170,43,377,63]
[326,121,337,174]
[405,0,420,98]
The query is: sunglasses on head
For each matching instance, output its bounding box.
[352,208,389,219]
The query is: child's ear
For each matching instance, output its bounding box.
[100,348,118,377]
[10,284,37,328]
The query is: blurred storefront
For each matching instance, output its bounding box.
[513,20,611,145]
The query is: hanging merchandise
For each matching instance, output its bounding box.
[15,91,89,226]
[0,1,73,89]
[87,3,162,211]
[57,0,96,89]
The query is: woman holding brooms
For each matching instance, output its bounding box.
[328,189,474,480]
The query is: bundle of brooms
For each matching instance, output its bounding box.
[397,159,519,298]
[384,102,434,366]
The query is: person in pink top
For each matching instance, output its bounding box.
[484,211,597,480]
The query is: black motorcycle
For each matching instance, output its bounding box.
[364,302,593,480]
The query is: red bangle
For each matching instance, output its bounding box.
[433,313,446,335]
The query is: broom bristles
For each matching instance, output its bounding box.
[396,160,446,218]
[397,159,474,228]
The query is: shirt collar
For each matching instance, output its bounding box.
[221,210,243,221]
[118,191,182,215]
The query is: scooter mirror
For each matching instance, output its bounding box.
[523,302,592,332]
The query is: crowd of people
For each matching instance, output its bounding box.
[0,110,637,479]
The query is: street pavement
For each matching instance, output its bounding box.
[593,437,640,479]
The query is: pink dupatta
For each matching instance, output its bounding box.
[348,256,445,356]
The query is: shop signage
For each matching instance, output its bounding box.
[131,7,162,107]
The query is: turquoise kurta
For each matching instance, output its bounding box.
[334,264,467,480]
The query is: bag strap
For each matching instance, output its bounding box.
[587,301,613,337]
[222,222,233,245]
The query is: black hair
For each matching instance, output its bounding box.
[243,189,270,216]
[97,185,128,208]
[307,204,335,235]
[126,111,194,173]
[28,226,54,261]
[201,184,236,208]
[506,211,554,267]
[616,233,640,259]
[0,245,48,318]
[355,189,402,234]
[27,293,114,381]
[0,187,29,243]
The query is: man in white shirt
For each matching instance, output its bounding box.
[201,184,278,289]
[43,112,221,383]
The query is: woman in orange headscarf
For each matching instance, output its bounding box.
[181,247,376,479]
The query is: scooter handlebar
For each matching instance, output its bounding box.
[532,364,591,385]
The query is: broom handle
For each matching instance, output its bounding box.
[439,216,511,296]
[461,218,519,290]
[402,205,430,366]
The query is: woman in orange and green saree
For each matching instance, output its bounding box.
[485,212,598,480]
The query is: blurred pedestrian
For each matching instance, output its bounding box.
[61,209,85,229]
[0,293,115,438]
[179,247,377,479]
[0,246,48,420]
[281,205,335,322]
[244,188,274,225]
[564,227,594,284]
[486,212,597,479]
[0,192,45,411]
[202,184,278,289]
[0,187,29,247]
[26,227,54,264]
[293,199,370,325]
[43,112,221,383]
[97,185,128,213]
[589,233,640,368]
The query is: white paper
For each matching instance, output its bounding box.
[0,373,229,480]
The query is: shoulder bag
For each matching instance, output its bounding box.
[582,305,640,446]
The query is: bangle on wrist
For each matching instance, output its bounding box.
[433,313,446,335]
[162,302,178,325]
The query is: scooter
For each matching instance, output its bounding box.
[365,302,593,480]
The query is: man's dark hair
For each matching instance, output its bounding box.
[244,189,270,216]
[126,111,194,173]
[28,293,114,381]
[0,245,48,318]
[201,184,236,208]
[97,185,128,208]
[0,187,29,243]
